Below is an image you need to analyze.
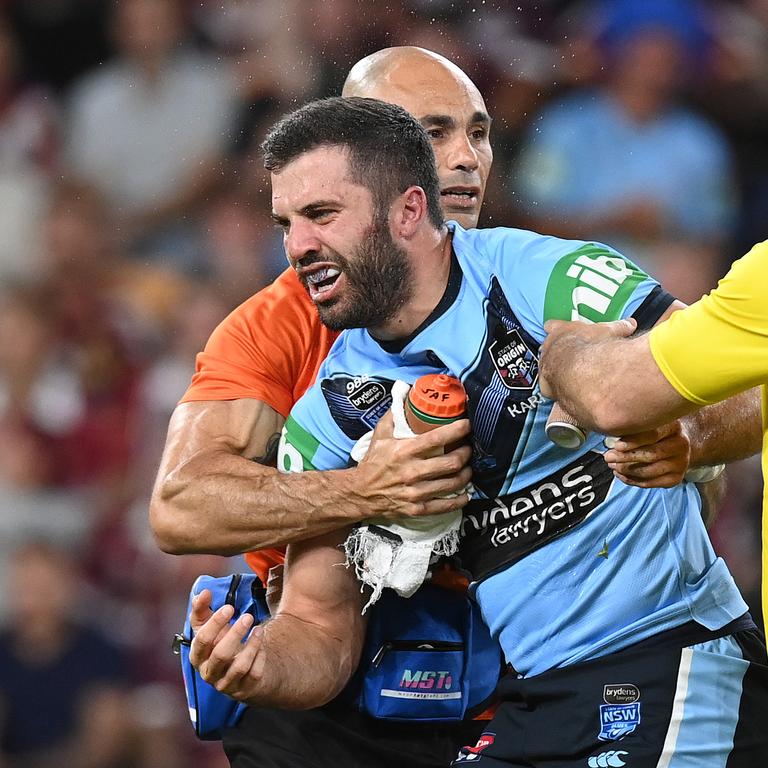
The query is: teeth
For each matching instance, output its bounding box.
[442,190,474,197]
[307,267,340,285]
[306,267,341,287]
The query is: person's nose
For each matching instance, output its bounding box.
[444,132,479,174]
[284,219,322,266]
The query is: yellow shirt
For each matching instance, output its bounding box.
[649,240,768,627]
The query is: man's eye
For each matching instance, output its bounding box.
[426,128,444,140]
[471,128,488,141]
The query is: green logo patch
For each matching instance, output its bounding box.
[278,415,320,473]
[543,244,648,323]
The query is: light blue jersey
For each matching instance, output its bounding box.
[279,223,747,677]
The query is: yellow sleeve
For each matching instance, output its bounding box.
[649,241,768,405]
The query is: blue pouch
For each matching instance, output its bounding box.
[344,583,503,721]
[176,576,501,738]
[173,573,270,740]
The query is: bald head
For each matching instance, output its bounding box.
[343,47,493,229]
[344,47,471,99]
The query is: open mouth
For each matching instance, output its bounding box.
[301,265,342,301]
[440,186,479,209]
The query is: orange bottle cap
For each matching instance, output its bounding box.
[407,374,467,422]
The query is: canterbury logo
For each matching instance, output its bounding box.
[588,751,628,768]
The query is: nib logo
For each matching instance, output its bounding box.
[588,751,628,767]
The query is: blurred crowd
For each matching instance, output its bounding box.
[0,0,764,766]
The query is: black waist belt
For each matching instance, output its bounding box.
[622,612,756,655]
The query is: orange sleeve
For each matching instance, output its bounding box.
[180,268,339,417]
[180,270,339,579]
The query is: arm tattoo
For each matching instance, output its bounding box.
[253,432,281,467]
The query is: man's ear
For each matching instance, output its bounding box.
[392,185,428,239]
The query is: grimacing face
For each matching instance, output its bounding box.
[271,145,414,333]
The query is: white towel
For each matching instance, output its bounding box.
[344,380,465,612]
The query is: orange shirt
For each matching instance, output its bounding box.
[181,267,339,581]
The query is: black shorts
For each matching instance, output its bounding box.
[222,698,486,768]
[452,620,768,767]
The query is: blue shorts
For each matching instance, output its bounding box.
[453,617,768,767]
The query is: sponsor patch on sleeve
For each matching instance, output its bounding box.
[543,244,649,324]
[320,374,394,440]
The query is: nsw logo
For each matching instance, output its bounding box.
[598,703,641,741]
[587,751,629,767]
[488,326,538,391]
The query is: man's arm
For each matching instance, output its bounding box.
[680,389,763,467]
[540,315,763,462]
[189,528,365,709]
[149,398,472,555]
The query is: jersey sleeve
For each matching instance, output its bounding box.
[277,371,354,474]
[649,241,768,405]
[497,234,663,341]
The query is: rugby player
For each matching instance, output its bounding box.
[190,97,767,766]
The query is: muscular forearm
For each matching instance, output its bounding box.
[152,453,369,554]
[543,333,695,435]
[679,389,760,529]
[240,612,362,709]
[191,530,366,709]
[681,388,763,467]
[151,400,471,555]
[543,335,629,431]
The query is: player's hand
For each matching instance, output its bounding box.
[356,410,473,521]
[603,420,690,488]
[189,588,229,657]
[542,317,636,343]
[189,589,265,700]
[539,318,636,398]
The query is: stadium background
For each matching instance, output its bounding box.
[0,0,763,766]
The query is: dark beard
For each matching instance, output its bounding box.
[315,214,413,332]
